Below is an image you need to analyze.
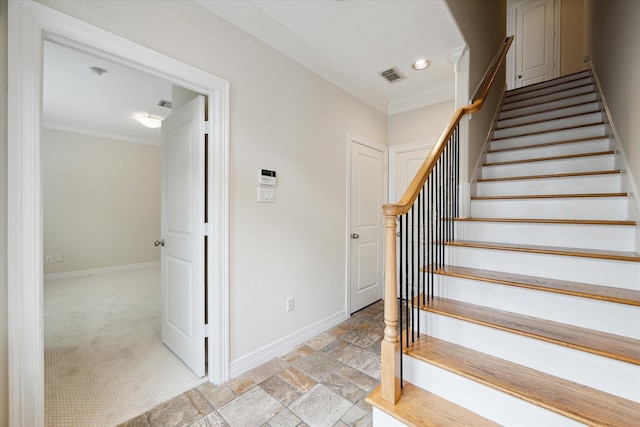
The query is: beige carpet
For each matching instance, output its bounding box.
[44,264,207,426]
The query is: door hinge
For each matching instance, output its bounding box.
[203,223,209,236]
[204,324,209,338]
[204,121,210,135]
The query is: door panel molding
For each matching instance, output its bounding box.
[506,0,561,89]
[7,2,230,424]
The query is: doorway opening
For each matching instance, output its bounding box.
[42,40,207,425]
[8,2,230,424]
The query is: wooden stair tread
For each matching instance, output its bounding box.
[501,94,598,116]
[503,81,594,103]
[483,150,615,167]
[477,169,620,182]
[455,217,636,226]
[433,265,640,306]
[404,334,640,426]
[495,110,605,132]
[444,240,640,263]
[491,122,607,142]
[495,100,601,125]
[505,70,591,97]
[472,192,626,200]
[487,135,611,153]
[412,296,640,365]
[366,382,500,427]
[502,83,596,109]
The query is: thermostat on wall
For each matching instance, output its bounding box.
[259,169,277,186]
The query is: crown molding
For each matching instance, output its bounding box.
[197,0,389,113]
[388,83,454,115]
[42,122,161,147]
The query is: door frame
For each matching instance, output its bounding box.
[506,0,562,90]
[8,2,230,425]
[345,132,388,315]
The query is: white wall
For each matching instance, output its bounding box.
[0,0,8,424]
[445,0,507,180]
[33,0,387,364]
[586,0,640,216]
[560,0,587,76]
[42,129,161,275]
[387,100,455,147]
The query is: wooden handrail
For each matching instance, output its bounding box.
[382,36,513,217]
[379,36,514,405]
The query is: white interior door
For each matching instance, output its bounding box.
[160,95,206,377]
[349,141,385,314]
[390,142,435,294]
[514,0,556,87]
[391,146,432,204]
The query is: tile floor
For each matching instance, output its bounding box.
[119,300,384,427]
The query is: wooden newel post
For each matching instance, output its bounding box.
[381,210,401,403]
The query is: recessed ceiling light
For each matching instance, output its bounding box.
[136,115,162,128]
[412,59,430,70]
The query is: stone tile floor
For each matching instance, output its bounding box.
[119,300,384,427]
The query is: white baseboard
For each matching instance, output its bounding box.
[229,309,348,378]
[44,261,160,281]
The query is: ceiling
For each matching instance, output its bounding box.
[43,0,465,145]
[199,0,465,114]
[43,41,173,146]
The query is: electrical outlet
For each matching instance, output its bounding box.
[45,255,52,263]
[286,297,294,312]
[56,254,63,262]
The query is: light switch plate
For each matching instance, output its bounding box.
[258,188,275,203]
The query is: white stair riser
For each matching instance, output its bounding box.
[414,312,640,402]
[493,112,606,140]
[486,138,613,163]
[481,155,615,179]
[499,93,600,120]
[503,85,596,111]
[456,221,635,252]
[489,124,608,151]
[470,197,628,221]
[505,73,592,101]
[404,356,588,427]
[496,101,602,129]
[475,174,621,197]
[433,276,640,338]
[444,245,640,289]
[371,409,406,427]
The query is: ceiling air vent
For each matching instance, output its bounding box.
[157,99,173,109]
[380,67,406,84]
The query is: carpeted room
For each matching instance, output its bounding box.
[42,42,205,426]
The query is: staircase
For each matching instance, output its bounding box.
[369,70,640,426]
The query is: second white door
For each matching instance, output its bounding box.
[349,140,386,314]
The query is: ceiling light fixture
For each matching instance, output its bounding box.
[412,59,430,70]
[136,115,162,129]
